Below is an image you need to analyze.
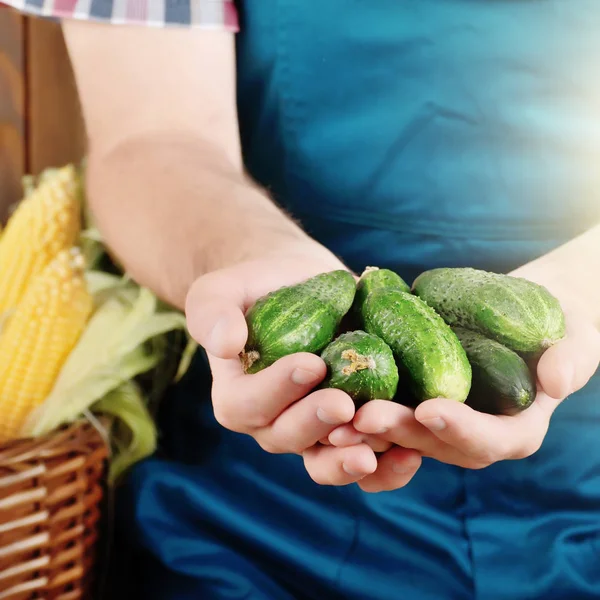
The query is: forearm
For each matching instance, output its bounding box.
[512,224,600,327]
[85,131,327,309]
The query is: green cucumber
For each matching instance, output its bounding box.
[298,269,357,315]
[240,270,356,374]
[355,266,410,306]
[453,327,536,416]
[361,289,472,403]
[320,330,399,406]
[412,267,565,356]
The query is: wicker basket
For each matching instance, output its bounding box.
[0,422,109,600]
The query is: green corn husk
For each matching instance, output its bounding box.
[92,380,157,484]
[21,272,191,450]
[80,226,106,270]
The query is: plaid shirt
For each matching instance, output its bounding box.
[0,0,238,29]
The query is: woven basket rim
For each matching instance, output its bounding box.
[0,420,109,600]
[0,419,109,462]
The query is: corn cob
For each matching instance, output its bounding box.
[0,164,82,317]
[0,247,93,441]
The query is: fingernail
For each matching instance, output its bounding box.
[317,407,344,425]
[291,368,321,385]
[375,427,389,434]
[343,463,365,477]
[420,416,447,431]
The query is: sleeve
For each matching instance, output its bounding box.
[0,0,239,30]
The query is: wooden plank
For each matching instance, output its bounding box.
[26,19,86,175]
[0,8,25,220]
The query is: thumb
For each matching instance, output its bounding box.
[185,270,249,359]
[536,313,600,400]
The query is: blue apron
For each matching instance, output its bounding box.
[114,2,600,598]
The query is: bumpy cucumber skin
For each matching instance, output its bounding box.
[355,267,410,307]
[298,270,357,315]
[453,327,536,416]
[320,330,399,406]
[361,289,472,403]
[241,270,356,374]
[412,267,566,356]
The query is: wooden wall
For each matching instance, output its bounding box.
[0,9,85,220]
[0,9,24,220]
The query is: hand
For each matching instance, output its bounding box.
[329,303,600,493]
[185,242,421,488]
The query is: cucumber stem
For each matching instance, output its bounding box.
[340,349,375,375]
[240,349,260,373]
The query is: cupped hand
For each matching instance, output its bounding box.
[184,244,421,487]
[329,308,600,492]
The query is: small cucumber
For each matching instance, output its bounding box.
[351,267,411,328]
[453,327,536,415]
[412,267,566,356]
[320,330,399,406]
[298,269,358,316]
[361,289,472,403]
[355,266,410,305]
[240,270,356,374]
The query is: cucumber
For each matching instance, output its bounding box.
[320,330,399,406]
[453,327,536,416]
[240,270,356,374]
[361,289,472,403]
[412,267,565,356]
[298,269,358,316]
[355,266,410,307]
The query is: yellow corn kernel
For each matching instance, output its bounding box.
[0,164,82,317]
[0,247,93,441]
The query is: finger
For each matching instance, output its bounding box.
[537,313,600,400]
[357,447,422,493]
[185,270,249,358]
[353,400,439,451]
[354,400,483,466]
[353,400,416,434]
[414,396,551,463]
[302,443,378,486]
[261,389,355,454]
[328,424,393,453]
[209,352,327,432]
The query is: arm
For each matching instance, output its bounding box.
[62,24,335,310]
[63,22,404,487]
